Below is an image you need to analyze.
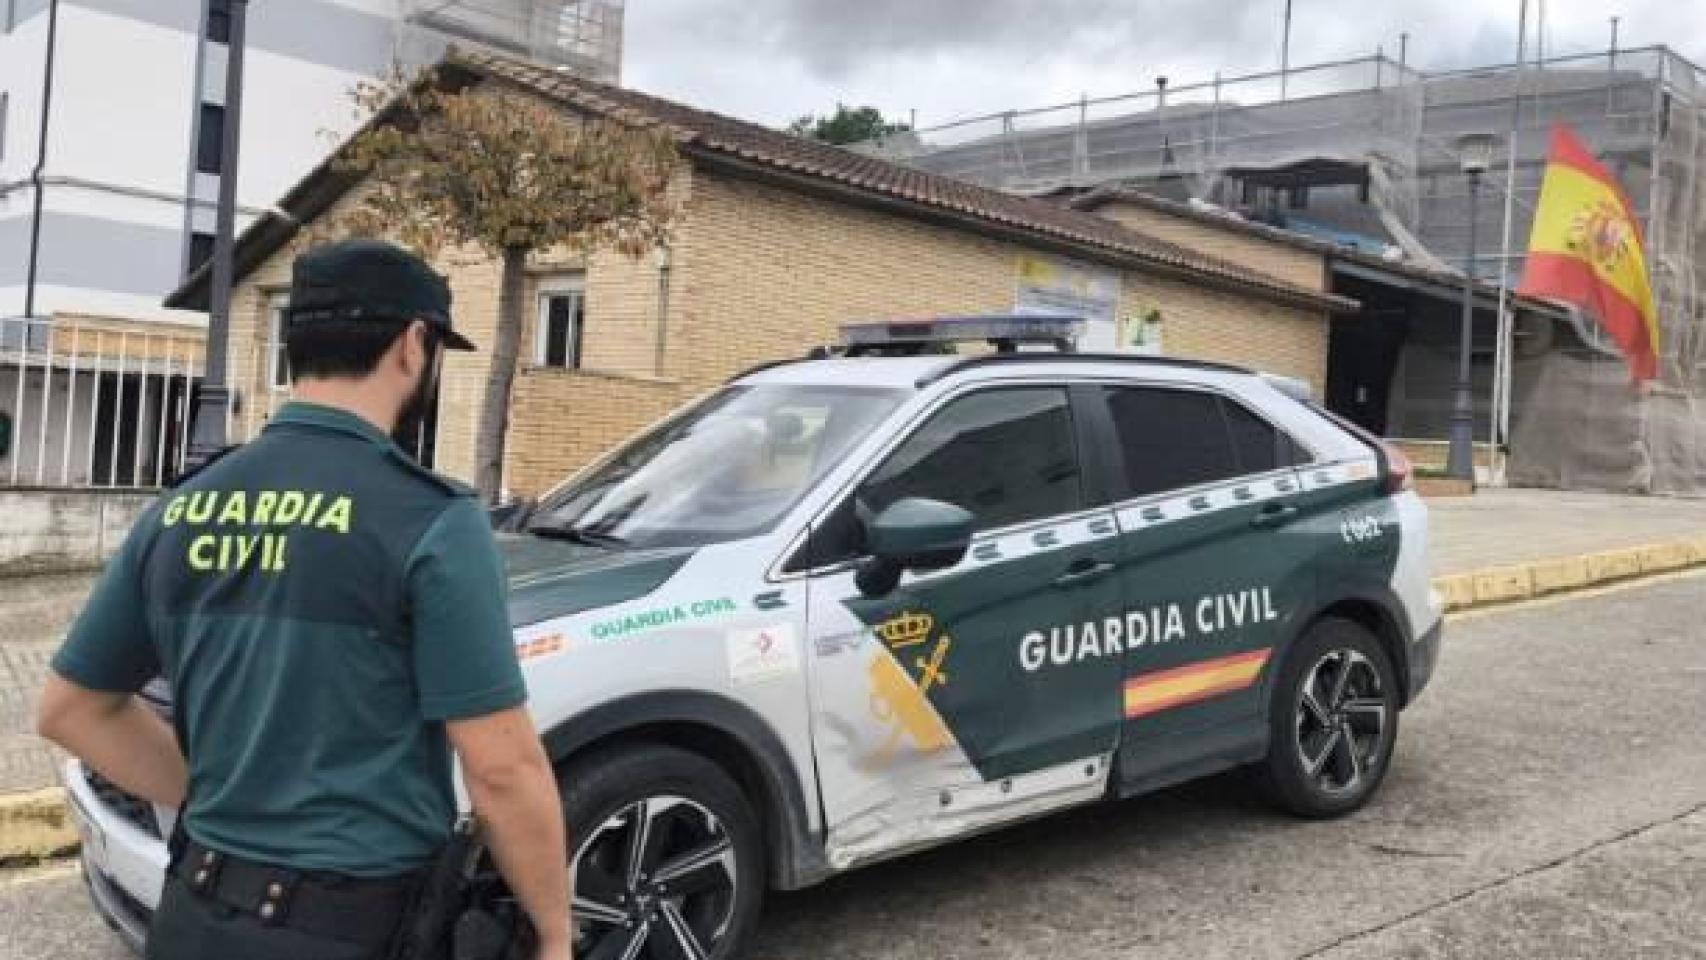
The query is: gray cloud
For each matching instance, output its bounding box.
[624,0,1706,127]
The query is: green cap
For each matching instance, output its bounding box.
[285,240,475,351]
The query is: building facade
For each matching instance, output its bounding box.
[0,0,623,487]
[175,51,1354,499]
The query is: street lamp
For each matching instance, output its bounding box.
[1446,131,1499,484]
[185,0,250,472]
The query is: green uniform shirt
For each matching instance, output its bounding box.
[51,402,526,876]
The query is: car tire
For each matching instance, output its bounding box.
[1255,618,1400,819]
[560,743,766,960]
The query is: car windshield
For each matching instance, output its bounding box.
[528,384,907,550]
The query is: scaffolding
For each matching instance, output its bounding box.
[871,46,1706,493]
[400,0,624,83]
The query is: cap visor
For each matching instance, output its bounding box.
[441,329,477,351]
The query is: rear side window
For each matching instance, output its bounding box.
[1222,396,1310,473]
[862,387,1083,532]
[1104,386,1307,499]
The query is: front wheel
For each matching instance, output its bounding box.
[1256,618,1400,818]
[562,743,766,960]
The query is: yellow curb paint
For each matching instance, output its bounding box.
[1449,564,1706,622]
[1584,548,1643,583]
[0,788,77,861]
[1528,556,1592,596]
[1435,574,1478,611]
[1433,536,1706,613]
[1472,566,1535,605]
[1636,541,1694,574]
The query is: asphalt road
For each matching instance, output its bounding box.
[5,572,1704,960]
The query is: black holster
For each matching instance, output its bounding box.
[389,817,538,960]
[389,818,479,960]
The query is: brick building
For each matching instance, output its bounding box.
[169,50,1354,498]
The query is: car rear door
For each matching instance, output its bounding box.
[797,384,1124,867]
[1089,382,1317,793]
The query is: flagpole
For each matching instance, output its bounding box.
[1490,0,1529,486]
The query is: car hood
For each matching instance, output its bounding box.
[498,534,696,627]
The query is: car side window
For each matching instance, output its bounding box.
[862,387,1084,534]
[1104,386,1305,499]
[1222,395,1311,473]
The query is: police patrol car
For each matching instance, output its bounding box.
[66,317,1443,959]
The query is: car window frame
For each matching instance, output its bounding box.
[775,378,1107,578]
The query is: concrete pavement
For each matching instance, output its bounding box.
[6,569,1704,959]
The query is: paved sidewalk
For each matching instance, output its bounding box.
[1428,489,1706,575]
[1,489,1704,797]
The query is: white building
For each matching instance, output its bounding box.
[0,0,623,487]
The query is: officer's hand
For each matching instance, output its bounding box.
[534,935,572,960]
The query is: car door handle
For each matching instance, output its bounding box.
[1054,559,1114,587]
[1251,503,1299,529]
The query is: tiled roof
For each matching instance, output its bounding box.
[451,49,1354,314]
[169,49,1354,314]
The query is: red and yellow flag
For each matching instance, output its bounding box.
[1518,125,1661,381]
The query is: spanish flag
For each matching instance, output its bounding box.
[1518,125,1661,381]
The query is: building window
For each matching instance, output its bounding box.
[267,293,291,390]
[205,0,231,43]
[534,280,585,369]
[197,104,225,175]
[187,232,215,275]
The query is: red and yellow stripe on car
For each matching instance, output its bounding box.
[1124,648,1271,719]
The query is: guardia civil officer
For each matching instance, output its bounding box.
[37,241,572,960]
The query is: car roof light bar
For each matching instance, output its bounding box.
[838,314,1086,356]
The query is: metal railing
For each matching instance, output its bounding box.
[0,316,211,489]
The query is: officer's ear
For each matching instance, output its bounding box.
[400,319,434,377]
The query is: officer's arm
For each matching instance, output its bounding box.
[448,708,571,957]
[408,499,570,956]
[37,674,187,807]
[38,517,186,807]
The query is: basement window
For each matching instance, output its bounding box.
[535,279,585,369]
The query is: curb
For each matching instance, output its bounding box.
[5,535,1706,865]
[0,787,78,864]
[1431,535,1706,613]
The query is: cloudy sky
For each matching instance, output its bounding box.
[623,0,1706,130]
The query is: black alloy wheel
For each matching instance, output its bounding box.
[563,744,765,960]
[1257,618,1400,818]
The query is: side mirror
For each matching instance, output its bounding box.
[855,498,975,596]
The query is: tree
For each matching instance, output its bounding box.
[788,104,910,145]
[334,71,682,501]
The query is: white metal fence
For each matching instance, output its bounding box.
[0,316,211,489]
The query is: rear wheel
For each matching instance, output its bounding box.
[562,744,765,960]
[1256,618,1400,818]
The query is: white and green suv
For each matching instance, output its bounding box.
[66,317,1443,959]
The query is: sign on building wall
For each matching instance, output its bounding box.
[1014,254,1121,350]
[1118,300,1165,356]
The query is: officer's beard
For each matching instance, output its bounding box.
[392,356,439,458]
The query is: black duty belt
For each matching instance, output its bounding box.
[171,837,423,945]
